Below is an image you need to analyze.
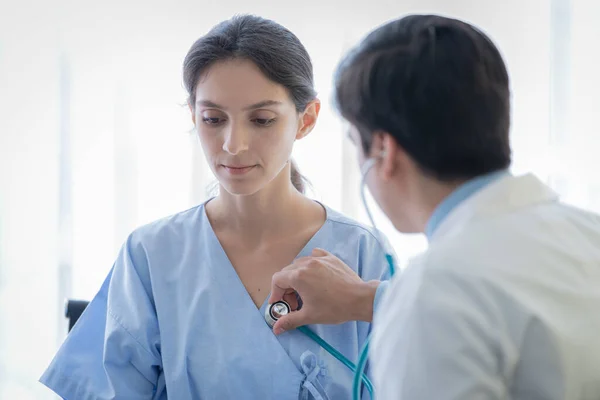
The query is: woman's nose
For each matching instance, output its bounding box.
[222,124,249,155]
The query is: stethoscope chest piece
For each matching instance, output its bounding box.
[265,300,290,328]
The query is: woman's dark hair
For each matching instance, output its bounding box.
[335,15,511,182]
[183,14,315,193]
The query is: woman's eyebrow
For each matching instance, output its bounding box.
[243,100,283,111]
[195,99,283,111]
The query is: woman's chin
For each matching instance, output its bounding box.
[218,180,262,197]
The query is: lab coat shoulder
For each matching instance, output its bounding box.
[372,251,520,399]
[424,200,600,285]
[372,198,600,399]
[373,175,600,399]
[372,218,541,399]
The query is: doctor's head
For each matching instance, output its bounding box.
[335,14,512,233]
[183,15,319,197]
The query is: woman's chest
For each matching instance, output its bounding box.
[227,249,294,308]
[144,229,366,399]
[151,272,361,400]
[219,234,316,308]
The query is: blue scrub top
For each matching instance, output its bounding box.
[40,201,393,400]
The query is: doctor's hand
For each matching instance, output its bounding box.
[268,248,380,335]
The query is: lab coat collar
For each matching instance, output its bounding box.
[425,170,510,239]
[430,173,559,242]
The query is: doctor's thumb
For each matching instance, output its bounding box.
[311,248,329,257]
[273,311,305,335]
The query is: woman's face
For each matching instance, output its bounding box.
[191,59,318,196]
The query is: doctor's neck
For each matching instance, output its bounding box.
[398,173,467,234]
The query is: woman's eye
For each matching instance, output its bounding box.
[202,117,224,125]
[253,118,276,127]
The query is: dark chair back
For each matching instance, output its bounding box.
[65,299,90,332]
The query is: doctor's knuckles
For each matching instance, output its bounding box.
[270,248,380,334]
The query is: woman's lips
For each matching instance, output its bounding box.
[222,165,256,175]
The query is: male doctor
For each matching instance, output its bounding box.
[269,14,600,399]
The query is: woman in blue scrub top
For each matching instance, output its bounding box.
[40,14,392,400]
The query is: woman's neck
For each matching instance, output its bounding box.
[206,177,324,248]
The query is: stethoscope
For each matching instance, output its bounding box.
[265,153,396,400]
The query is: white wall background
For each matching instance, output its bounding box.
[1,0,598,398]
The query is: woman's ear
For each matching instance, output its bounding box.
[296,99,321,140]
[188,101,196,126]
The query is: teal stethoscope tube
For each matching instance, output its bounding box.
[276,156,394,399]
[298,325,375,398]
[351,157,398,400]
[300,252,395,400]
[352,254,396,400]
[267,302,375,397]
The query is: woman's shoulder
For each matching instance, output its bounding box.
[111,204,209,298]
[323,204,388,246]
[321,204,395,260]
[318,204,394,279]
[128,203,207,244]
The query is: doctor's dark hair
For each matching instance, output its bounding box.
[335,15,511,181]
[183,14,315,193]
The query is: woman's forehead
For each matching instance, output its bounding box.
[195,59,293,110]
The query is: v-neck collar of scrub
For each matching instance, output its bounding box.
[199,199,332,397]
[201,197,332,313]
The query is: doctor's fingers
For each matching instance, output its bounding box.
[282,292,300,311]
[273,308,310,335]
[272,263,323,295]
[270,268,304,303]
[271,259,332,301]
[276,258,328,283]
[268,285,297,305]
[290,257,331,272]
[311,248,331,257]
[293,248,331,265]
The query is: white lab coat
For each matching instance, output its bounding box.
[372,173,600,399]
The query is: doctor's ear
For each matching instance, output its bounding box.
[367,133,385,157]
[380,134,400,179]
